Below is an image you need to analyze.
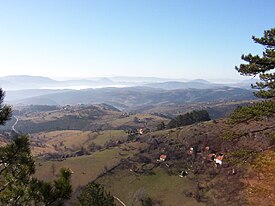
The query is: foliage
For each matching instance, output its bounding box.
[229,101,275,123]
[167,110,210,128]
[0,135,72,205]
[76,182,115,206]
[33,168,72,206]
[0,135,35,204]
[235,28,275,98]
[0,88,12,125]
[0,88,72,205]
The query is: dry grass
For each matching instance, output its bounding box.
[98,168,205,206]
[110,113,168,128]
[31,129,128,155]
[35,142,143,189]
[246,151,275,206]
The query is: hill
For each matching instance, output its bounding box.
[144,80,221,90]
[3,104,168,134]
[0,75,57,90]
[29,109,275,206]
[12,87,255,110]
[1,99,273,205]
[4,89,72,102]
[0,75,121,90]
[95,114,275,205]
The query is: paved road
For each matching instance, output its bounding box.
[12,116,19,133]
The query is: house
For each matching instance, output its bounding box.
[204,146,210,151]
[188,147,194,155]
[215,154,224,166]
[208,153,216,161]
[139,128,144,135]
[159,154,167,161]
[179,170,188,178]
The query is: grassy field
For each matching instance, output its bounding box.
[110,113,169,128]
[35,142,144,189]
[98,168,205,206]
[92,130,127,145]
[31,129,128,155]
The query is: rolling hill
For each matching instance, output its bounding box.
[30,109,275,206]
[11,87,255,110]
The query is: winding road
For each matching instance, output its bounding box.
[12,116,19,133]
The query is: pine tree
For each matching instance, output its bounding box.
[0,88,72,205]
[0,88,12,125]
[167,110,211,129]
[76,182,115,206]
[0,134,35,204]
[235,28,275,98]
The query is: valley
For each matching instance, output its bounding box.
[0,98,274,205]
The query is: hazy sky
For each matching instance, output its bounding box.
[0,0,274,81]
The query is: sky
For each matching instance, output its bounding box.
[0,0,274,81]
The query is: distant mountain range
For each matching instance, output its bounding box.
[0,75,258,91]
[0,75,124,90]
[143,79,223,90]
[5,86,255,111]
[0,75,259,111]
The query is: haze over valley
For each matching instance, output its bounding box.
[2,75,256,106]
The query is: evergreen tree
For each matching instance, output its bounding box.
[167,110,211,129]
[30,168,72,206]
[0,88,12,125]
[76,182,115,206]
[0,88,72,205]
[235,28,275,98]
[0,135,35,204]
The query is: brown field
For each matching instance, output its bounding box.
[110,113,169,129]
[35,142,145,189]
[31,129,128,156]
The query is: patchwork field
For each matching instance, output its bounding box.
[35,142,145,189]
[31,129,128,156]
[1,102,274,206]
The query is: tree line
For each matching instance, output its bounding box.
[166,110,211,129]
